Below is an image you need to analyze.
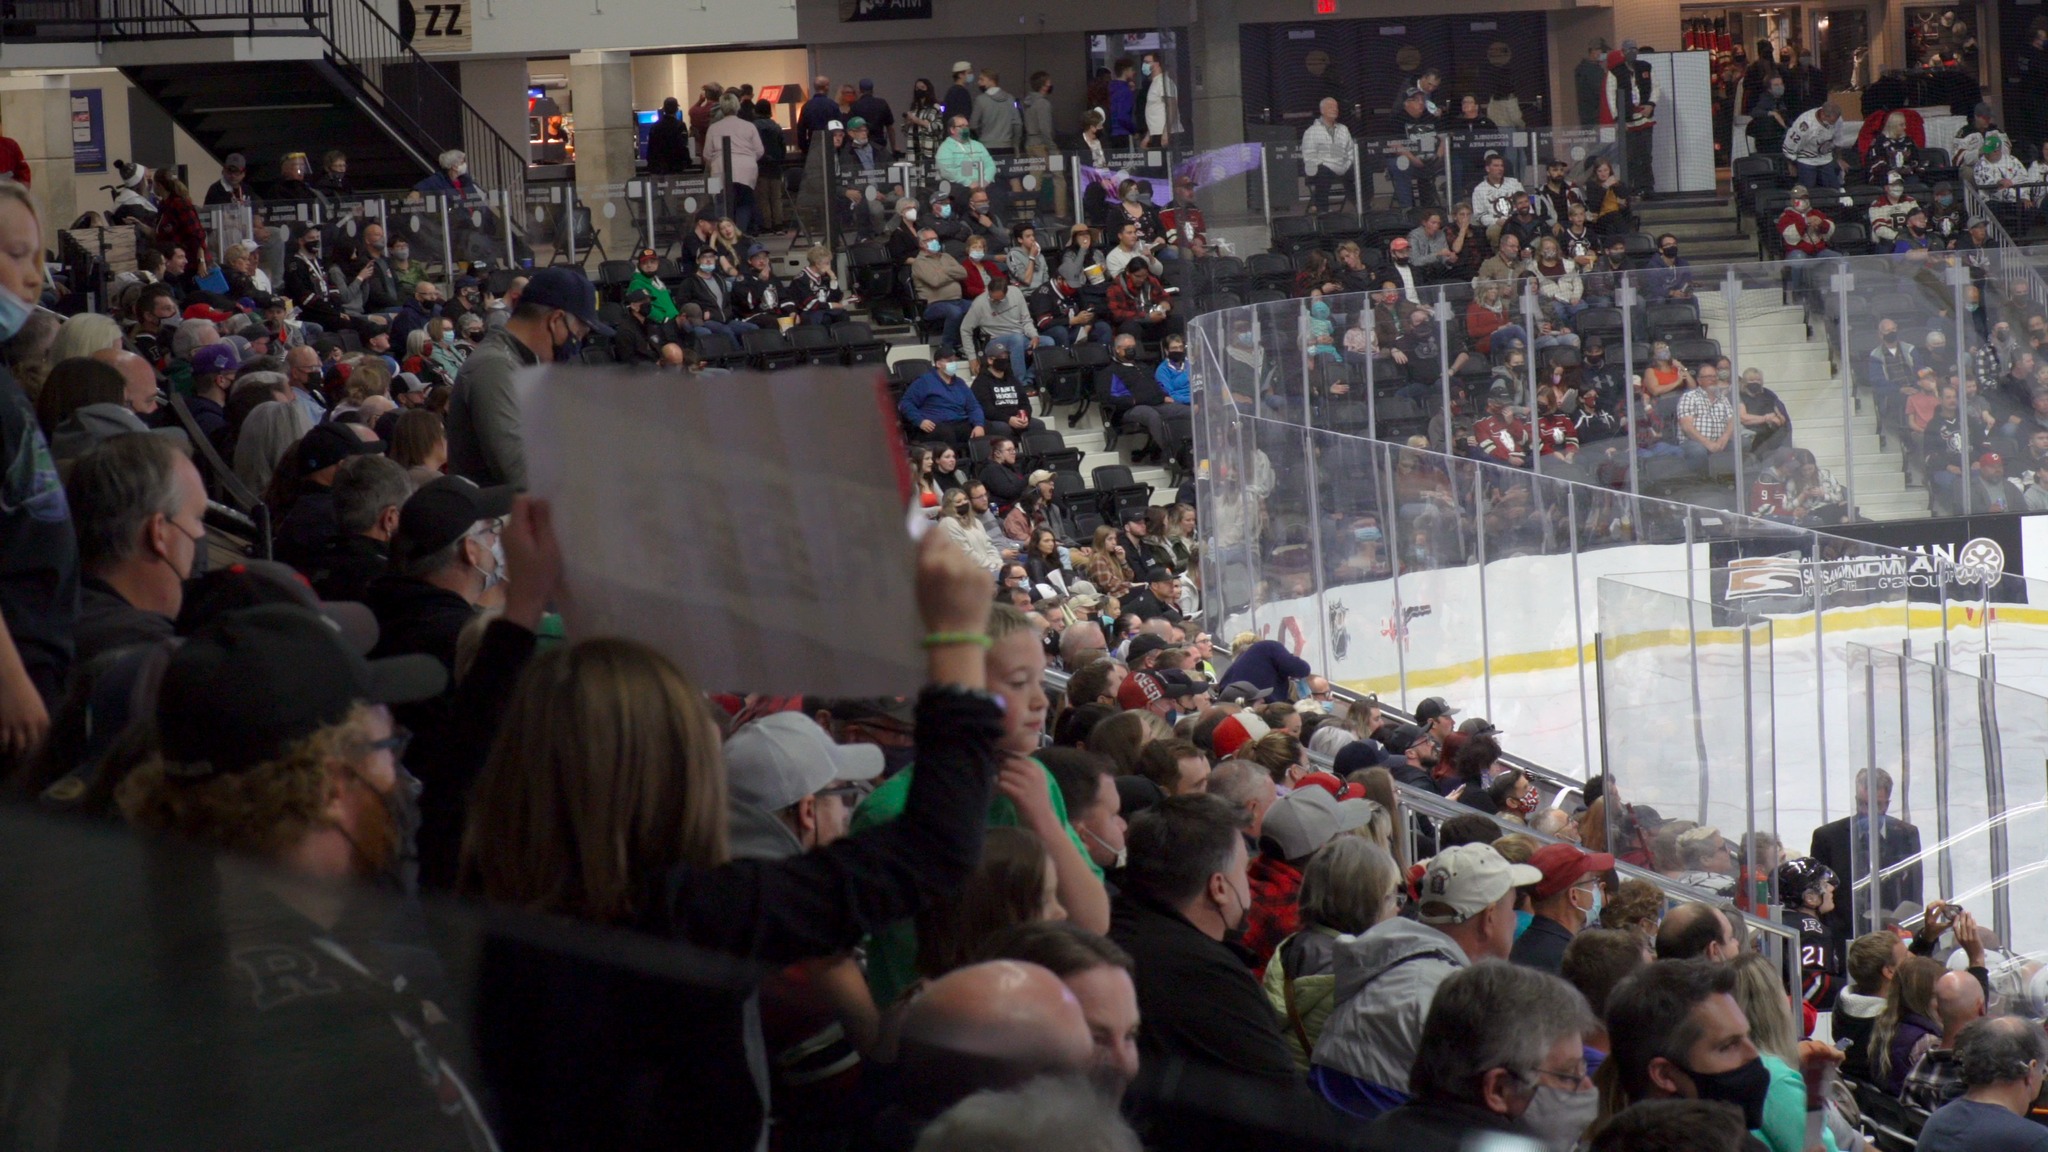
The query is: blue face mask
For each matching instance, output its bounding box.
[1514,909,1534,940]
[926,239,941,252]
[1579,882,1604,925]
[1354,525,1382,542]
[0,284,32,343]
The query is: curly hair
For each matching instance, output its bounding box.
[117,704,379,859]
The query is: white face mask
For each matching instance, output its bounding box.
[453,162,468,178]
[1082,825,1126,870]
[903,207,917,222]
[1518,1083,1600,1151]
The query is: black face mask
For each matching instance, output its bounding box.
[1684,1057,1771,1130]
[1661,246,1679,258]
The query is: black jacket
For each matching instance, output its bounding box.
[364,574,476,673]
[730,272,790,326]
[273,484,337,575]
[978,460,1026,506]
[1508,912,1573,974]
[678,273,741,325]
[74,577,173,665]
[1118,587,1182,625]
[1810,813,1923,938]
[1365,1100,1527,1152]
[308,533,389,604]
[1108,894,1300,1087]
[611,311,665,365]
[646,112,690,174]
[475,673,1002,1152]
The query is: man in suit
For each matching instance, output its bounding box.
[1810,768,1922,940]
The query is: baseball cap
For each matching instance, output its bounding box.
[176,559,380,655]
[1979,451,2005,468]
[1886,172,1905,187]
[1263,786,1375,861]
[1389,237,1410,252]
[189,342,240,378]
[296,422,384,474]
[223,152,247,171]
[1211,712,1271,760]
[520,267,614,336]
[390,371,423,397]
[1415,843,1542,923]
[1975,101,1995,120]
[624,288,652,306]
[182,302,233,324]
[1414,696,1459,723]
[859,78,875,91]
[1528,842,1616,899]
[846,116,868,130]
[1215,680,1272,705]
[636,248,660,263]
[1457,716,1501,738]
[1153,668,1213,700]
[393,475,516,564]
[1139,564,1175,585]
[1116,671,1167,710]
[827,119,845,132]
[725,713,885,812]
[1027,468,1054,486]
[1295,770,1365,802]
[952,59,973,74]
[156,605,447,776]
[1125,633,1173,666]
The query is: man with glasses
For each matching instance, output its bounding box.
[1511,843,1617,976]
[1364,962,1599,1149]
[726,712,885,857]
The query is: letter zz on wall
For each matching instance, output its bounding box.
[405,0,473,52]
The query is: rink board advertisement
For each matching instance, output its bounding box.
[1707,514,2030,618]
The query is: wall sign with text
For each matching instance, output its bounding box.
[401,0,472,53]
[840,0,930,21]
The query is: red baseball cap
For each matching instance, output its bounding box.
[1296,771,1365,802]
[1978,452,2004,469]
[1116,671,1166,711]
[182,302,233,323]
[1211,712,1271,760]
[1528,842,1617,899]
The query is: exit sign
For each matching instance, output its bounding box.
[1315,0,1336,13]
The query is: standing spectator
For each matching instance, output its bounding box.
[702,95,765,233]
[1914,1017,2048,1152]
[446,267,611,490]
[1613,42,1659,193]
[1312,844,1539,1116]
[1110,793,1301,1085]
[1302,98,1356,215]
[749,100,789,232]
[1808,768,1922,939]
[1511,843,1616,975]
[689,82,722,156]
[646,96,689,174]
[1781,101,1844,188]
[1021,72,1060,214]
[904,79,943,170]
[152,169,207,274]
[942,61,977,130]
[1139,52,1179,148]
[1365,962,1601,1151]
[970,70,1022,154]
[1576,40,1611,125]
[1107,59,1138,146]
[796,77,838,155]
[849,79,894,149]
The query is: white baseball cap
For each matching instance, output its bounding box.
[725,713,885,812]
[1263,787,1376,861]
[1415,843,1542,924]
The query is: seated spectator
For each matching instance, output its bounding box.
[1871,955,1946,1095]
[1103,335,1188,464]
[1914,1016,2048,1152]
[1862,111,1919,184]
[1104,262,1181,343]
[1530,236,1584,325]
[1600,960,1770,1131]
[1471,152,1525,232]
[960,275,1038,386]
[898,360,986,450]
[972,922,1141,1101]
[1903,969,1988,1112]
[1653,901,1741,962]
[678,249,759,344]
[1495,193,1552,257]
[365,476,509,672]
[1365,961,1601,1151]
[793,245,849,327]
[1561,928,1650,1076]
[1974,133,2027,203]
[1736,369,1791,457]
[978,435,1026,507]
[1639,235,1693,299]
[67,432,203,662]
[1466,283,1511,356]
[1240,784,1380,968]
[626,248,681,325]
[911,228,972,356]
[1671,826,1737,897]
[1109,793,1301,1087]
[307,454,414,602]
[1473,382,1531,467]
[1038,748,1127,877]
[1869,176,1919,247]
[1836,930,1906,1082]
[273,422,385,573]
[1583,157,1635,238]
[1676,368,1736,476]
[731,244,793,329]
[1312,843,1539,1117]
[1781,102,1845,188]
[1476,231,1526,286]
[1588,1099,1755,1152]
[1262,838,1401,1070]
[912,1076,1140,1152]
[914,826,1069,978]
[937,488,1002,573]
[958,235,1007,300]
[1512,843,1617,975]
[1971,451,2027,513]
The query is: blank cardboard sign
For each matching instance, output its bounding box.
[517,365,919,697]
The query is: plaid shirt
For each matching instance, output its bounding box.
[1243,853,1303,975]
[1678,387,1733,444]
[1901,1046,1965,1112]
[155,195,207,266]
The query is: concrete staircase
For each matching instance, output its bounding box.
[1637,196,1758,268]
[1699,297,1927,521]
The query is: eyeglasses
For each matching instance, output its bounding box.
[817,781,873,804]
[1528,1064,1592,1089]
[366,727,413,761]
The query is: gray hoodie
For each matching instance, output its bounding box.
[1021,91,1056,150]
[1309,916,1470,1093]
[971,86,1022,152]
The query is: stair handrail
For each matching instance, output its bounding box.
[306,0,526,212]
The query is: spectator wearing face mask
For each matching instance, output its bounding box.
[66,432,205,663]
[1598,960,1774,1137]
[898,359,985,450]
[446,268,612,490]
[677,248,758,344]
[936,114,996,189]
[1639,234,1692,299]
[1510,843,1616,976]
[364,476,510,677]
[1366,961,1602,1152]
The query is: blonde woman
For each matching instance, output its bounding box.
[48,312,123,364]
[1729,952,1852,1152]
[940,487,1002,573]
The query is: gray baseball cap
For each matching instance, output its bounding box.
[725,713,885,812]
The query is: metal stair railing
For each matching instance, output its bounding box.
[311,0,525,208]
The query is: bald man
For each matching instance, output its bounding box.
[1903,969,1987,1112]
[1653,901,1741,962]
[879,961,1093,1145]
[91,347,161,418]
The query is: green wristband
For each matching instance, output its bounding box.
[921,631,993,650]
